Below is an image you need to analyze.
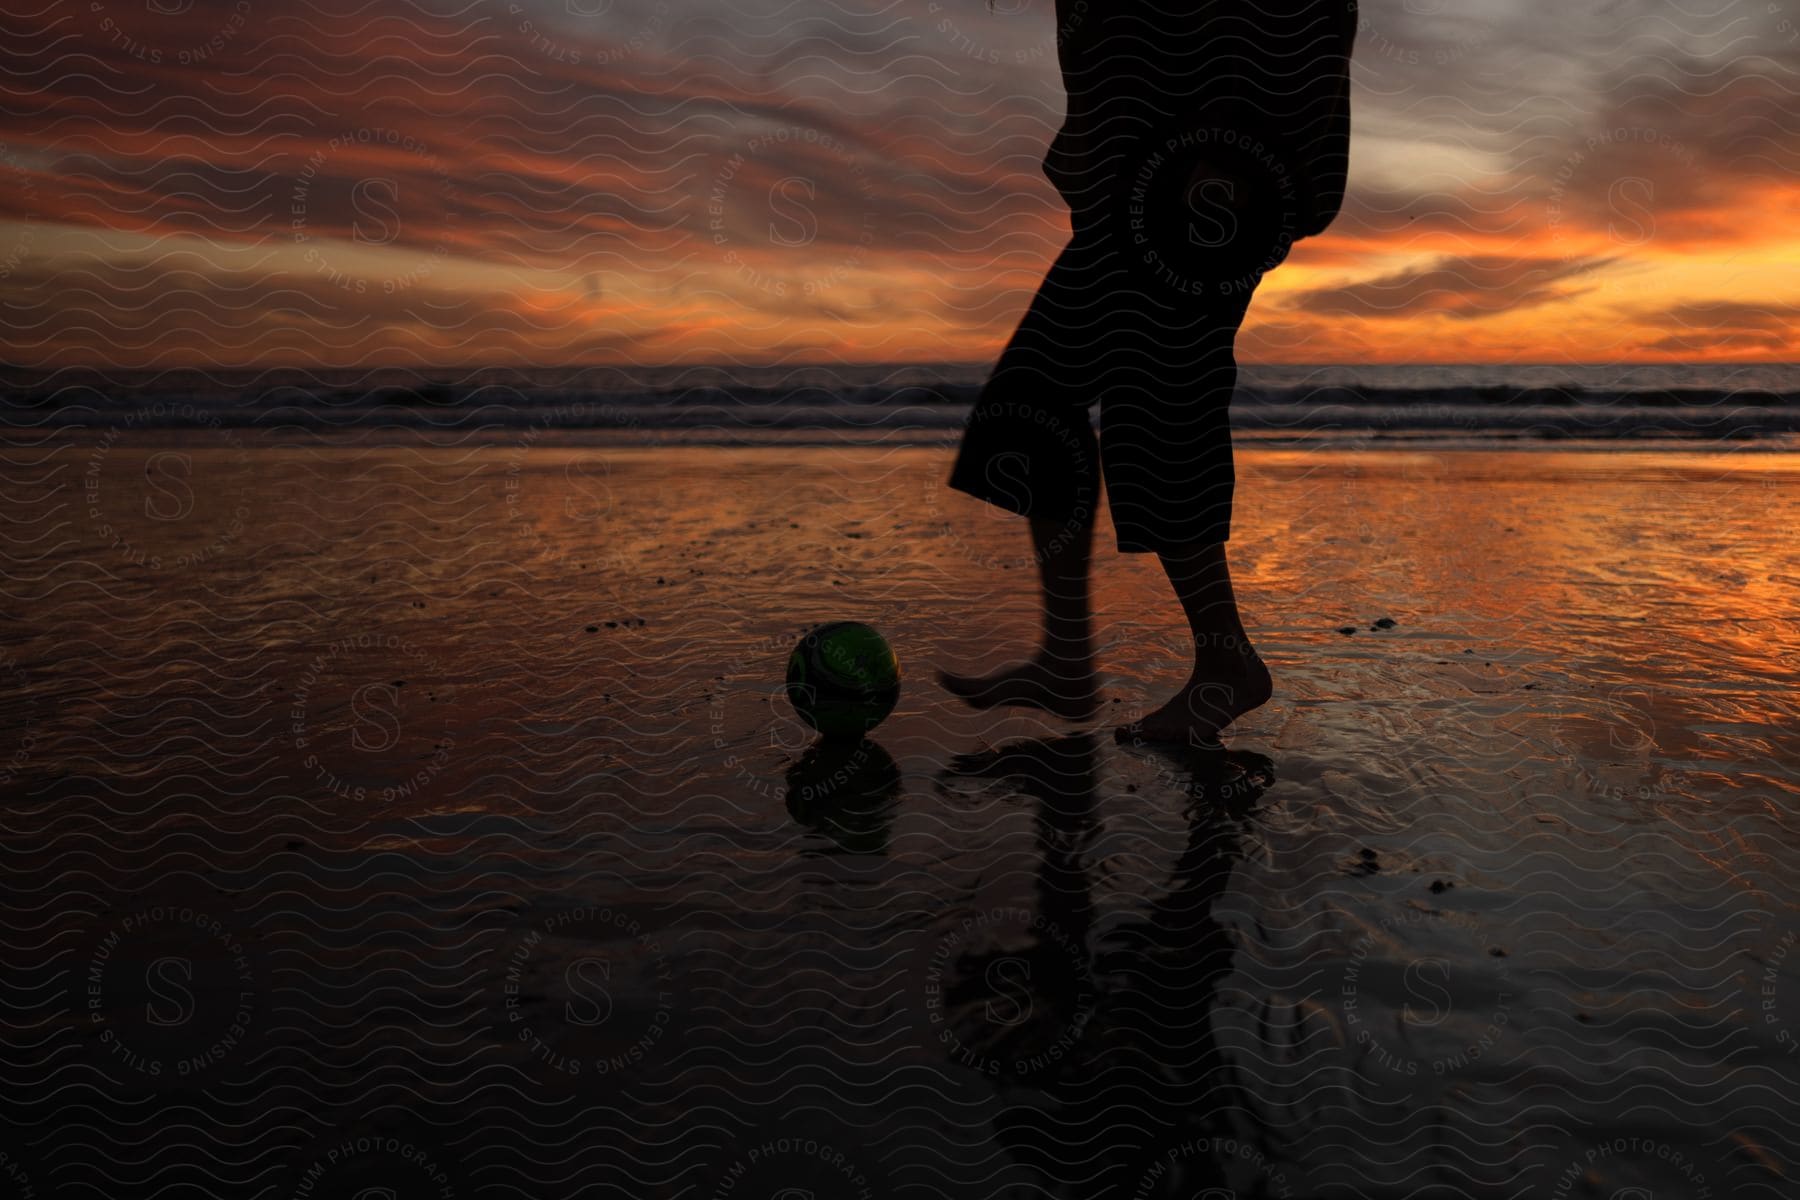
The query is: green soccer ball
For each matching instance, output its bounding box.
[785,621,901,739]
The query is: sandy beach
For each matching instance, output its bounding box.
[4,436,1798,1198]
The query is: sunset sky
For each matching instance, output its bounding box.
[3,0,1798,369]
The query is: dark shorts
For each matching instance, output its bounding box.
[947,226,1263,553]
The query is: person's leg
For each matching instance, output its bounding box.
[939,234,1105,720]
[1102,281,1267,745]
[1115,541,1271,745]
[939,509,1098,720]
[945,233,1103,524]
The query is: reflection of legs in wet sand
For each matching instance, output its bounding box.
[936,734,1278,1196]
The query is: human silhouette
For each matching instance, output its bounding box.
[940,1,1357,745]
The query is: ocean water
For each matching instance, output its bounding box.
[4,361,1800,446]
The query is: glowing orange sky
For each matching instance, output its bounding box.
[2,0,1797,369]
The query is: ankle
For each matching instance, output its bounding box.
[1039,626,1093,655]
[1033,645,1093,675]
[1190,634,1261,674]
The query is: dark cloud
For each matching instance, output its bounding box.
[1286,253,1618,321]
[1631,299,1800,355]
[0,254,658,367]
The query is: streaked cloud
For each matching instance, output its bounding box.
[1286,254,1618,321]
[1,0,1796,366]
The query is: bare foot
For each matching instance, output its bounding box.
[1115,654,1272,747]
[939,655,1098,721]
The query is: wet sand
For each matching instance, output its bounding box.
[4,438,1799,1198]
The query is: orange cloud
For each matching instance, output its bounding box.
[4,0,1799,368]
